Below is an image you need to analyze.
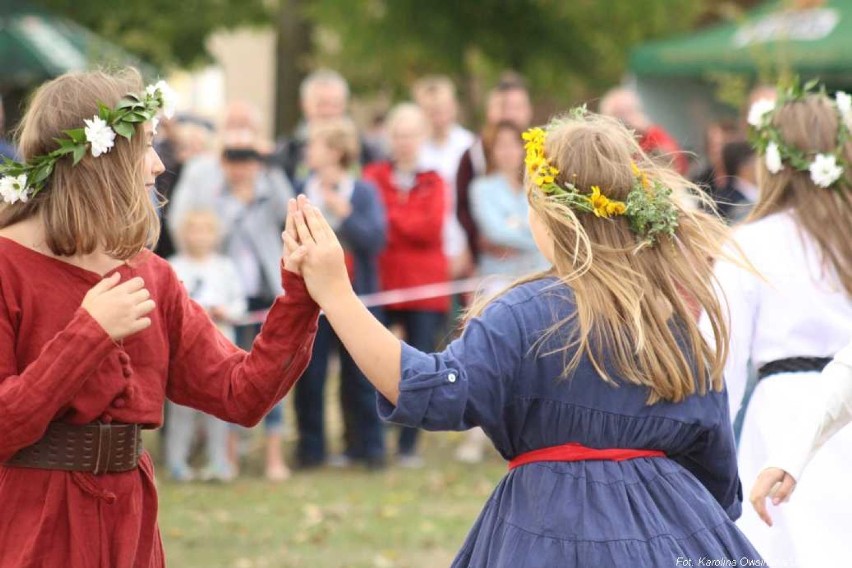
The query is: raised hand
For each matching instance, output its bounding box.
[282,198,308,275]
[81,273,156,340]
[750,467,797,526]
[288,194,352,307]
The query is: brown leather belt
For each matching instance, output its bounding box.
[3,422,143,475]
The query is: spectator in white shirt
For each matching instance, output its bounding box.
[413,76,475,276]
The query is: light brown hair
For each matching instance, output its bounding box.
[470,112,733,404]
[308,117,361,169]
[749,94,852,295]
[0,68,159,259]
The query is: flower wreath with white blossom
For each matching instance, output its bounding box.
[0,80,177,205]
[748,79,851,190]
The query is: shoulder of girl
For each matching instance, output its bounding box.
[493,278,566,310]
[143,251,182,283]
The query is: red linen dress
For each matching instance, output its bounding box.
[0,237,319,567]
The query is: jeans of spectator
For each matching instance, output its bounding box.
[166,402,231,477]
[294,315,386,466]
[386,309,447,456]
[235,315,284,435]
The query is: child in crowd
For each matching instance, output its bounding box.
[166,209,247,482]
[293,117,387,470]
[0,69,318,567]
[284,108,762,566]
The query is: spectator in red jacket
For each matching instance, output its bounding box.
[599,87,689,175]
[363,103,449,468]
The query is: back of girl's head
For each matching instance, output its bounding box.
[480,111,731,404]
[750,94,852,295]
[1,68,158,259]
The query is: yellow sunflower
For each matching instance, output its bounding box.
[587,186,627,218]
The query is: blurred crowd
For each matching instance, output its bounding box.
[1,68,770,483]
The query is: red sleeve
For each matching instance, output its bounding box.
[166,266,319,426]
[0,302,115,461]
[385,174,445,247]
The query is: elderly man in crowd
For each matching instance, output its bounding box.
[275,69,378,186]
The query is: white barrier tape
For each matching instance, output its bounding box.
[234,277,487,326]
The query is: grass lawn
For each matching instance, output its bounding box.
[153,426,505,567]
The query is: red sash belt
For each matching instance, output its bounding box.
[509,442,665,471]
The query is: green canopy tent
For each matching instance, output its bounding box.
[627,0,852,157]
[1,0,157,87]
[631,0,852,80]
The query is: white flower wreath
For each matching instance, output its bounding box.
[748,80,850,191]
[0,80,178,204]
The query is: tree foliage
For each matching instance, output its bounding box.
[303,0,765,110]
[30,0,271,69]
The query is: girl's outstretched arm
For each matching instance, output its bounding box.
[288,195,402,404]
[291,195,524,440]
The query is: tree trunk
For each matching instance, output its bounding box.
[274,0,312,138]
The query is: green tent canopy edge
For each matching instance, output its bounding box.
[630,0,852,78]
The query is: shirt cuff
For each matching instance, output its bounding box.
[763,355,852,481]
[377,341,468,429]
[280,267,316,305]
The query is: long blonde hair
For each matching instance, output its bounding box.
[471,112,731,404]
[749,94,852,295]
[0,69,159,259]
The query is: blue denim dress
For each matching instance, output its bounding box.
[379,278,763,567]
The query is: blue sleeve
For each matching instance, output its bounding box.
[673,392,743,521]
[340,182,387,255]
[377,299,524,432]
[471,178,537,251]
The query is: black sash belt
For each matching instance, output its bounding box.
[757,357,832,381]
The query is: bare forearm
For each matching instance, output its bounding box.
[322,290,402,404]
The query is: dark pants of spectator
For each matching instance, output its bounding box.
[293,315,386,466]
[386,309,447,456]
[235,297,283,432]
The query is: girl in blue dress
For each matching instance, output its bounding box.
[284,109,763,566]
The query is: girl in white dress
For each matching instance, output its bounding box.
[750,339,852,526]
[706,86,852,567]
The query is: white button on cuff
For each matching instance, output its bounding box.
[448,373,457,383]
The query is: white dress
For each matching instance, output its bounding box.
[704,212,852,568]
[768,341,852,480]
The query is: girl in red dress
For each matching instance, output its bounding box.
[0,69,319,567]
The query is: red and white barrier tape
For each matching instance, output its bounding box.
[235,277,489,326]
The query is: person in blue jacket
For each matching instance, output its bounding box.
[284,109,762,566]
[292,117,388,469]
